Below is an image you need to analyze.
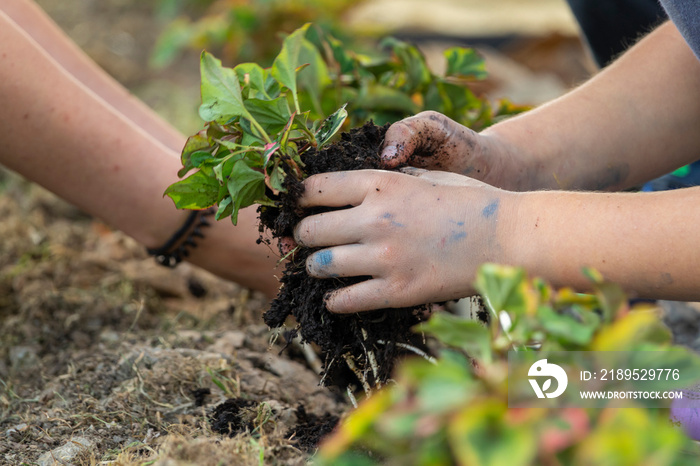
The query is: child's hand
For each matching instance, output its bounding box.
[293,168,519,313]
[381,111,502,182]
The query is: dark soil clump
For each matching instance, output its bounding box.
[210,398,258,436]
[287,405,339,452]
[261,122,430,390]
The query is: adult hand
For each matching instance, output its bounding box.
[293,168,519,313]
[381,111,511,186]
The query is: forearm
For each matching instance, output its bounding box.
[509,187,700,300]
[482,21,700,192]
[1,0,183,152]
[0,11,279,295]
[0,10,185,247]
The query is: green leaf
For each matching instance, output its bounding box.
[234,62,270,100]
[575,408,689,465]
[474,264,537,318]
[206,121,237,142]
[537,305,601,346]
[262,142,284,194]
[199,51,252,123]
[271,23,311,112]
[164,169,220,210]
[178,131,211,177]
[298,38,331,111]
[244,97,291,134]
[444,47,487,80]
[238,119,266,147]
[189,150,216,169]
[593,281,628,322]
[417,312,492,362]
[263,70,282,99]
[449,400,537,466]
[354,84,420,114]
[592,310,671,350]
[227,159,266,225]
[328,35,358,74]
[263,142,281,167]
[399,349,475,412]
[215,196,233,221]
[424,80,481,119]
[315,105,348,149]
[269,165,287,194]
[381,37,432,93]
[213,156,238,183]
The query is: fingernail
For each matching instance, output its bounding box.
[322,291,333,309]
[323,290,341,313]
[381,145,397,160]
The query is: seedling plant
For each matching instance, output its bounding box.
[165,23,525,399]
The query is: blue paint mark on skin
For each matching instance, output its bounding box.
[316,249,333,267]
[311,249,337,278]
[482,200,500,219]
[449,219,465,227]
[449,231,467,242]
[381,212,406,228]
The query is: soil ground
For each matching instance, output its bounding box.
[0,171,345,465]
[3,1,698,465]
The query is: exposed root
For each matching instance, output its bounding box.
[360,328,381,389]
[292,335,323,375]
[343,354,372,396]
[377,340,437,365]
[346,386,358,408]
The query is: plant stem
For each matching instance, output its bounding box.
[277,245,300,266]
[249,118,272,145]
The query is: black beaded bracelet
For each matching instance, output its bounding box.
[146,207,216,268]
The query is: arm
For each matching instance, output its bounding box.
[511,186,700,300]
[1,0,183,152]
[295,170,700,313]
[0,11,279,296]
[382,22,700,192]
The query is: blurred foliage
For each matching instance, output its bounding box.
[316,264,700,465]
[152,0,365,69]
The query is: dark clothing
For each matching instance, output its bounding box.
[565,0,666,67]
[659,0,700,59]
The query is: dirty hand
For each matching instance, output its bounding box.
[381,111,507,183]
[293,168,518,313]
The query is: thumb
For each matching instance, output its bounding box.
[381,111,453,169]
[381,119,419,169]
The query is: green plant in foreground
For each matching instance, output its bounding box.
[165,24,348,224]
[316,264,700,466]
[164,23,525,223]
